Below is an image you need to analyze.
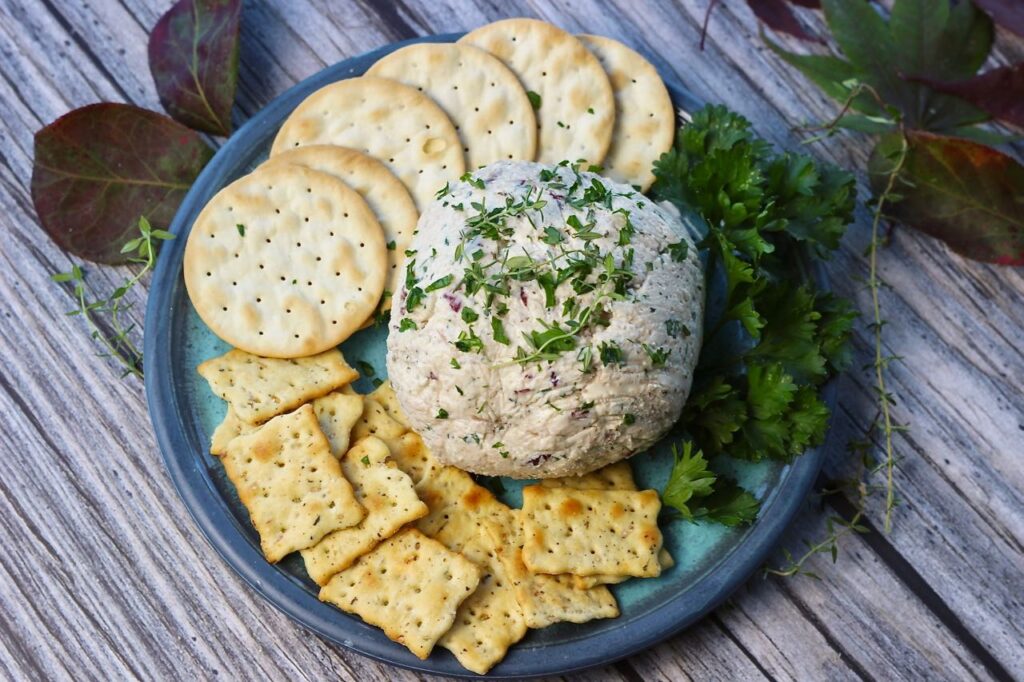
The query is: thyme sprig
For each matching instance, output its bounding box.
[50,217,174,379]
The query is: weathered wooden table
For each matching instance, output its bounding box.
[1,1,1022,679]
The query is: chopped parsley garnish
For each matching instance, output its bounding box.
[623,413,636,425]
[642,344,670,367]
[577,345,594,373]
[386,240,396,251]
[598,341,624,365]
[435,182,451,199]
[666,241,689,262]
[455,385,464,395]
[450,357,461,369]
[398,318,417,332]
[491,317,510,345]
[461,307,479,323]
[425,274,454,292]
[236,223,245,236]
[360,455,371,466]
[665,319,690,338]
[526,90,542,110]
[541,226,564,245]
[454,328,484,353]
[460,172,486,189]
[587,107,595,114]
[436,408,449,419]
[580,400,595,411]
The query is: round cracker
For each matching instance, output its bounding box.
[578,35,675,191]
[459,18,615,165]
[258,145,417,311]
[270,76,465,212]
[367,43,537,168]
[184,164,386,357]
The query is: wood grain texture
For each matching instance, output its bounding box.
[0,0,1022,680]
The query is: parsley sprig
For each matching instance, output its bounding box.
[652,105,856,524]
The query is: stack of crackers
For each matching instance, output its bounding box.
[199,346,670,674]
[183,18,674,360]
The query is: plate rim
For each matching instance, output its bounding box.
[144,32,833,679]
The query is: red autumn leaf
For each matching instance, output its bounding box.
[748,0,821,43]
[868,131,1024,266]
[973,0,1024,38]
[911,63,1024,128]
[148,0,241,136]
[31,103,213,264]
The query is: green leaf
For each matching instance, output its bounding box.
[661,442,717,519]
[869,131,1024,265]
[526,90,542,110]
[746,362,797,421]
[31,104,213,264]
[725,297,765,338]
[148,0,241,135]
[692,479,760,526]
[834,114,898,134]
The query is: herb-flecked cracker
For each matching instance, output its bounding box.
[259,146,417,310]
[319,528,481,659]
[459,18,614,164]
[413,464,507,537]
[209,407,257,456]
[367,42,537,168]
[435,522,527,674]
[198,348,358,424]
[183,164,387,357]
[368,380,410,428]
[351,397,408,446]
[520,486,663,577]
[481,512,619,629]
[300,437,427,585]
[577,35,674,191]
[311,391,364,457]
[385,431,437,484]
[221,404,365,562]
[270,76,465,211]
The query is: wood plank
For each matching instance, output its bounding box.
[0,0,1021,679]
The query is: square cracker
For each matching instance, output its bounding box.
[222,404,365,562]
[435,522,527,674]
[311,391,364,457]
[351,397,408,446]
[385,431,438,485]
[209,407,257,456]
[300,437,428,585]
[541,461,673,587]
[413,464,506,537]
[540,460,636,491]
[368,380,410,428]
[198,348,357,424]
[521,486,662,578]
[482,511,618,629]
[319,528,481,659]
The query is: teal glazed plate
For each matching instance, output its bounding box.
[144,33,834,679]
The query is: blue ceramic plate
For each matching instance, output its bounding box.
[145,33,833,679]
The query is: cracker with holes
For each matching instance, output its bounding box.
[385,431,437,485]
[258,146,417,312]
[414,464,507,537]
[319,528,481,659]
[368,380,410,428]
[209,407,257,456]
[520,486,663,577]
[301,437,428,585]
[351,397,408,447]
[367,42,536,168]
[435,522,527,674]
[184,164,387,357]
[578,35,674,191]
[311,391,364,457]
[460,18,614,165]
[540,461,674,587]
[221,404,365,562]
[540,460,636,491]
[270,76,465,211]
[198,348,358,424]
[481,511,619,629]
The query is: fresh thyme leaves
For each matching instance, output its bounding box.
[50,217,173,379]
[460,172,486,190]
